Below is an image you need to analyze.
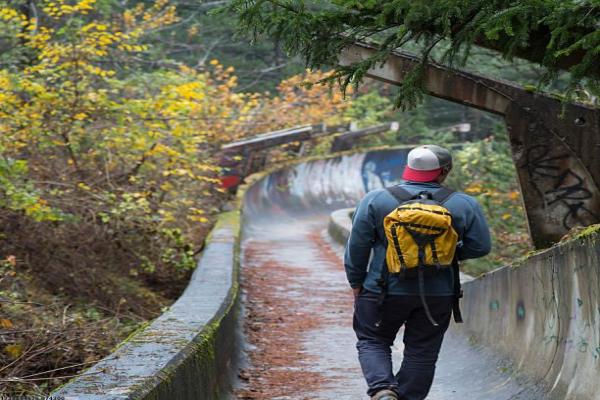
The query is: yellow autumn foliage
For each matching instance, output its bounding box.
[0,0,349,273]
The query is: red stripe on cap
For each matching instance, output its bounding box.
[402,166,443,182]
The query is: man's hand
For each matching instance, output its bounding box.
[352,286,362,299]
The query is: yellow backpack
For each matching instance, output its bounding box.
[384,187,458,272]
[380,186,462,326]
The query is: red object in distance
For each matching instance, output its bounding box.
[220,175,241,189]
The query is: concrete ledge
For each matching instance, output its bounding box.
[460,228,600,399]
[328,208,353,245]
[54,211,242,400]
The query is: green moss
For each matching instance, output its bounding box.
[572,224,600,241]
[468,335,479,345]
[510,248,546,268]
[194,323,218,363]
[206,210,240,243]
[504,224,600,271]
[111,320,153,350]
[214,210,240,227]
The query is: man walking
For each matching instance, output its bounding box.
[345,145,491,400]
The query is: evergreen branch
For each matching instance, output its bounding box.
[224,0,600,108]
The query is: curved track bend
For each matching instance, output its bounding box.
[236,149,547,400]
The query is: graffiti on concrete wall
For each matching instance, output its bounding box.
[244,148,411,217]
[361,149,409,192]
[523,144,599,230]
[516,300,526,321]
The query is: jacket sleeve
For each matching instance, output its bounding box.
[344,192,378,288]
[457,197,492,260]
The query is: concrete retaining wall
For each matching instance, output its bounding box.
[328,208,600,399]
[328,208,353,245]
[241,147,412,220]
[54,211,242,400]
[460,229,600,400]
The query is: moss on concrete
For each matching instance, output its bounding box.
[572,224,600,242]
[509,248,547,269]
[132,208,242,399]
[205,210,240,244]
[505,224,599,270]
[111,320,153,350]
[54,199,243,400]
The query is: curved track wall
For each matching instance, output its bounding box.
[54,147,600,399]
[461,232,600,400]
[54,212,241,400]
[246,149,600,400]
[243,148,410,219]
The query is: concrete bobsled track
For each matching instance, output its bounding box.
[53,147,600,399]
[238,148,600,399]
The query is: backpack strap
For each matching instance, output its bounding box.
[431,187,463,323]
[431,186,455,203]
[386,185,415,203]
[389,185,455,204]
[451,258,464,323]
[376,186,414,327]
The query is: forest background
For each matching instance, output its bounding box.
[0,0,592,395]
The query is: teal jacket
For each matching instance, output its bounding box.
[344,181,491,296]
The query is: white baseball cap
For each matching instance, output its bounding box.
[402,145,453,182]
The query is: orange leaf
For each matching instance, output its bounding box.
[0,319,13,329]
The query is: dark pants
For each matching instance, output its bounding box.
[353,290,453,400]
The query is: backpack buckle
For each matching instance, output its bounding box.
[417,190,433,200]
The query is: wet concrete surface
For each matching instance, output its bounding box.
[236,214,547,399]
